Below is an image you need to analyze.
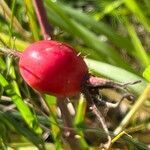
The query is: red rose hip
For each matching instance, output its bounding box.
[19,40,88,97]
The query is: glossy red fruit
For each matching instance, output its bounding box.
[19,40,88,97]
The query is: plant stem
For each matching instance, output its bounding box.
[57,98,82,150]
[33,0,53,40]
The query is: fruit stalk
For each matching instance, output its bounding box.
[33,0,53,39]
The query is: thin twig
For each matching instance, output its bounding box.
[90,104,111,149]
[32,0,53,40]
[81,85,111,149]
[0,96,11,101]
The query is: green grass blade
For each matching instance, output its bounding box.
[0,74,9,87]
[143,65,150,82]
[74,95,89,149]
[0,123,7,149]
[98,0,124,19]
[57,3,134,53]
[125,0,150,32]
[0,73,42,134]
[122,135,150,150]
[0,58,6,71]
[74,95,87,126]
[6,57,16,79]
[0,0,30,39]
[11,80,21,96]
[124,17,150,67]
[86,59,148,95]
[0,33,29,50]
[24,0,40,41]
[0,111,45,150]
[44,95,62,150]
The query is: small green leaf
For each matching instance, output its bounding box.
[0,58,6,71]
[74,95,87,126]
[44,94,56,105]
[143,65,150,82]
[0,74,9,87]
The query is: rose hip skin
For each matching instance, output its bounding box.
[19,40,88,97]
